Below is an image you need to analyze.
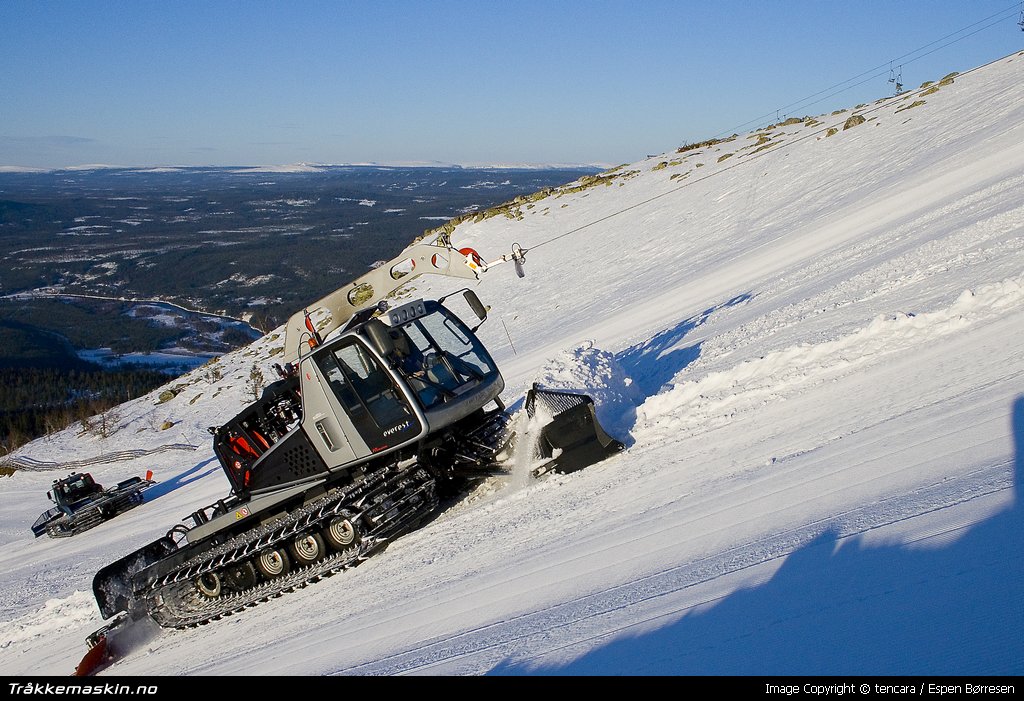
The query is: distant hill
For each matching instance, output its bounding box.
[0,164,599,332]
[0,164,598,450]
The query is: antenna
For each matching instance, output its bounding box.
[1019,1,1024,30]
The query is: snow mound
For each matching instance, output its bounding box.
[635,275,1024,441]
[0,591,98,649]
[531,340,644,443]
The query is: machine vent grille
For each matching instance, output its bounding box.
[283,442,321,478]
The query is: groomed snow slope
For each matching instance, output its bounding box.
[1,51,1022,676]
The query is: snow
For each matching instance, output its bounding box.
[1,53,1022,677]
[228,164,325,174]
[75,348,218,375]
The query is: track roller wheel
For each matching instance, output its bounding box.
[196,572,222,598]
[223,561,259,591]
[323,516,360,551]
[289,532,326,565]
[254,547,291,578]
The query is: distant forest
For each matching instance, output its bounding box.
[0,299,178,455]
[0,365,169,455]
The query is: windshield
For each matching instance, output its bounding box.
[59,475,98,502]
[391,304,498,409]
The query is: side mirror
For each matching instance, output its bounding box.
[464,290,488,322]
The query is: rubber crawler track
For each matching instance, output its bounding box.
[145,465,438,629]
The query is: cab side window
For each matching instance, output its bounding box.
[316,341,415,437]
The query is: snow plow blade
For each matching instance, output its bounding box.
[526,385,625,475]
[93,537,176,619]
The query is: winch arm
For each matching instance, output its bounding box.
[281,236,486,364]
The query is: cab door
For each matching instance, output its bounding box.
[314,340,423,454]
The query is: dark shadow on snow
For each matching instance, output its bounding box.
[142,457,219,502]
[617,293,752,399]
[490,397,1024,675]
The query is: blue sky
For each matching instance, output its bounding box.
[2,0,1022,169]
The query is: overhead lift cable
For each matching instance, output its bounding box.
[488,46,1022,272]
[710,4,1023,139]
